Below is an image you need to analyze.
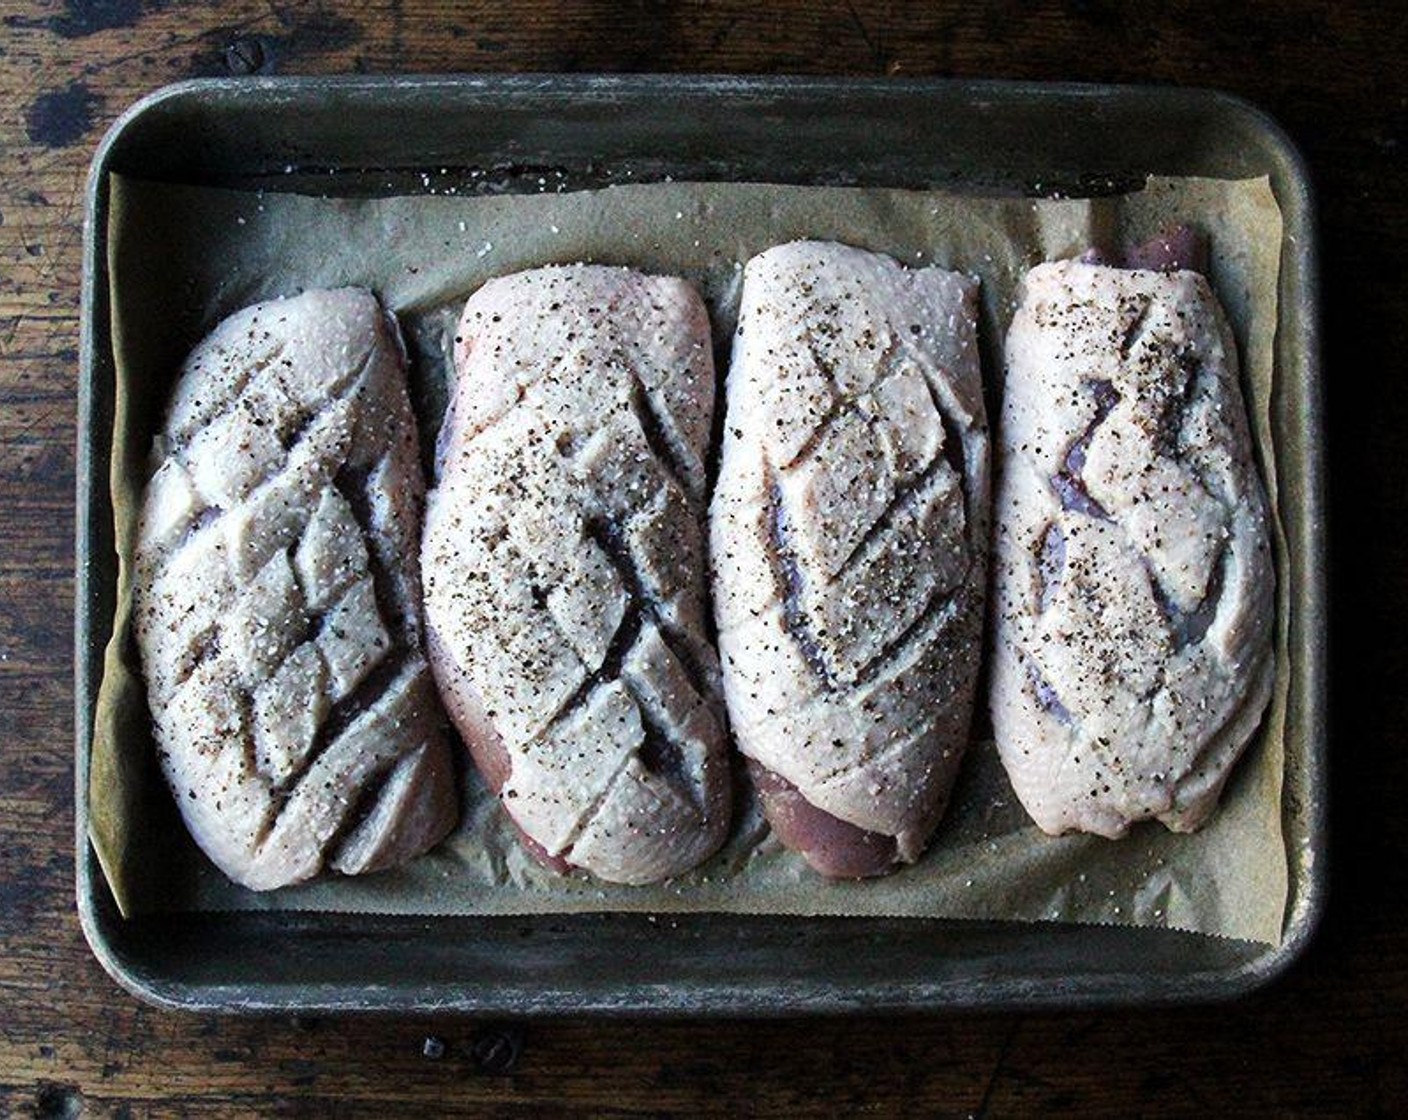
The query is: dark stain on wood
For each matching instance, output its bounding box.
[258,7,364,71]
[279,9,363,54]
[25,81,99,147]
[4,0,159,38]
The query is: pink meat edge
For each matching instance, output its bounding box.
[424,623,573,876]
[1080,224,1209,274]
[746,758,899,879]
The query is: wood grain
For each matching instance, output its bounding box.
[1,0,1402,1114]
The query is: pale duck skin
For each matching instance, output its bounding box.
[134,288,458,891]
[710,241,990,877]
[990,258,1274,837]
[422,264,730,886]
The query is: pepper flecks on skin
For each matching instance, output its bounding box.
[710,241,990,877]
[422,264,730,886]
[132,288,458,891]
[989,254,1275,839]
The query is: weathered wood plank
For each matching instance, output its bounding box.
[0,0,1402,1114]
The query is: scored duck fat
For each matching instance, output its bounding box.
[422,264,731,886]
[990,255,1275,838]
[710,241,992,878]
[133,287,458,891]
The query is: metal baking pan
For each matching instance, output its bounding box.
[76,75,1326,1014]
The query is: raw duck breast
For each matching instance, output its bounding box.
[134,288,458,891]
[422,265,730,885]
[990,253,1274,837]
[711,241,991,877]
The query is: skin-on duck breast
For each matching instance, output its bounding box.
[711,242,990,877]
[422,265,731,885]
[134,288,458,890]
[990,250,1274,838]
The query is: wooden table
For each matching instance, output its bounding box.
[1,2,1399,1114]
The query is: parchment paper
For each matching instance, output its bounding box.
[91,172,1289,944]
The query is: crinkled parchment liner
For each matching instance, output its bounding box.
[91,174,1288,944]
